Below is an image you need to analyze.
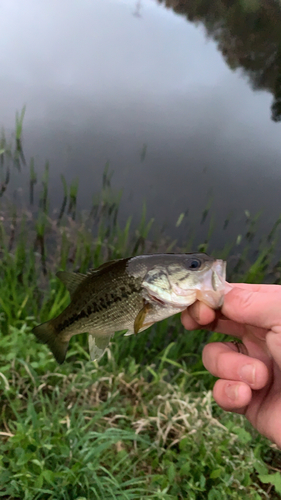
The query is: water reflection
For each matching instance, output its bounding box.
[0,0,281,246]
[158,0,281,122]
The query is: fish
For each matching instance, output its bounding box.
[32,253,226,364]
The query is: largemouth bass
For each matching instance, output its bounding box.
[33,253,226,364]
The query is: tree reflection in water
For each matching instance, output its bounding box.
[158,0,281,122]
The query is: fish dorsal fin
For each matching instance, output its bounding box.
[86,259,120,276]
[56,271,87,297]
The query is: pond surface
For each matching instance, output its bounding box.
[1,0,281,246]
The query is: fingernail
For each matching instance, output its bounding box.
[239,364,255,386]
[224,282,233,294]
[225,383,238,401]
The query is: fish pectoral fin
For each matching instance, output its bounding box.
[88,333,112,361]
[56,271,87,298]
[125,319,154,336]
[139,321,155,331]
[134,302,153,334]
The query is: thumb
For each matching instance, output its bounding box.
[222,284,281,331]
[266,332,281,371]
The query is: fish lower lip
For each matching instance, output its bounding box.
[211,271,216,291]
[212,260,226,286]
[212,270,222,291]
[217,260,226,281]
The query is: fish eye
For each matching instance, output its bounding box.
[185,258,201,270]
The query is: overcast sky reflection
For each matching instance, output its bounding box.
[1,0,281,243]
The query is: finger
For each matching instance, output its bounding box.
[229,283,281,292]
[182,283,281,331]
[181,308,201,330]
[213,379,252,413]
[182,305,267,340]
[181,302,216,330]
[189,301,217,324]
[202,342,269,389]
[200,317,267,340]
[222,285,281,331]
[267,332,281,385]
[180,300,245,337]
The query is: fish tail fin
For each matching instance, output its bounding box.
[33,321,69,364]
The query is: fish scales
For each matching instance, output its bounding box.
[55,260,144,337]
[32,253,226,364]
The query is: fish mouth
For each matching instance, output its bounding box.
[148,293,166,306]
[196,259,226,309]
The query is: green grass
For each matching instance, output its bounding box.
[0,115,281,498]
[0,325,279,499]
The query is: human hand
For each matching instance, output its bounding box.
[181,283,281,448]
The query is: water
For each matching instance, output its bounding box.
[1,0,281,246]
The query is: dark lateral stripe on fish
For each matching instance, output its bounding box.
[57,283,141,331]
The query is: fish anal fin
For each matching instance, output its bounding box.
[56,271,87,297]
[88,333,112,361]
